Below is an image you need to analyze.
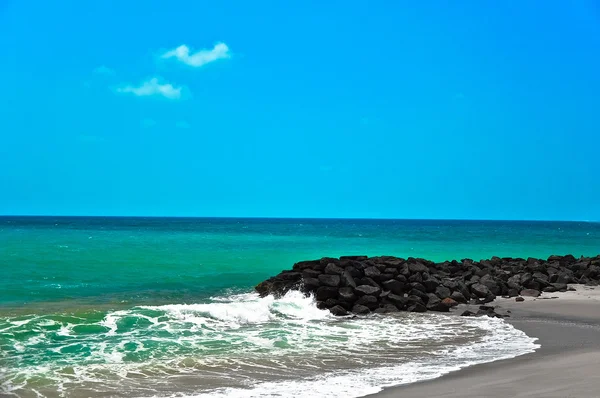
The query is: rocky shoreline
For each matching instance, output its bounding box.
[255,255,600,316]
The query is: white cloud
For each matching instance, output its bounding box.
[161,42,231,67]
[93,65,116,76]
[175,121,191,129]
[117,78,183,100]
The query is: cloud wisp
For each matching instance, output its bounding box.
[116,78,183,100]
[161,42,231,67]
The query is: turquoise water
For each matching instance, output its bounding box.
[1,217,598,397]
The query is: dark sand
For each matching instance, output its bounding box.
[372,286,600,398]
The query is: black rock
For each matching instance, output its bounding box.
[435,286,452,299]
[338,287,356,301]
[355,285,381,296]
[387,294,409,308]
[378,273,395,282]
[409,289,429,303]
[450,291,467,303]
[341,270,357,288]
[408,262,429,274]
[329,305,349,316]
[460,310,476,317]
[302,269,321,278]
[302,277,320,291]
[356,295,379,309]
[382,279,404,295]
[364,266,381,278]
[520,289,541,297]
[352,304,371,314]
[409,282,427,293]
[407,303,427,312]
[325,263,345,275]
[471,283,492,298]
[515,296,525,302]
[318,274,340,287]
[316,286,338,301]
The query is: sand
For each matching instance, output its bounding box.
[372,286,600,398]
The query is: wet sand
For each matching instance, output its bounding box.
[372,286,600,398]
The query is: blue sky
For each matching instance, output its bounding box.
[1,1,599,220]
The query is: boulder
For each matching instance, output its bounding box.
[352,304,371,314]
[441,297,458,307]
[316,286,338,301]
[450,291,467,303]
[408,262,429,274]
[435,286,451,299]
[324,263,345,275]
[364,266,381,278]
[471,283,492,298]
[520,289,541,297]
[515,296,525,302]
[382,279,404,295]
[374,304,400,313]
[355,285,381,296]
[318,274,340,287]
[407,303,427,312]
[356,295,379,310]
[302,277,320,291]
[387,294,409,308]
[341,270,357,288]
[338,287,356,301]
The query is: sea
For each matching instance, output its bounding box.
[1,216,599,398]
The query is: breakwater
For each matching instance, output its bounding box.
[256,255,600,315]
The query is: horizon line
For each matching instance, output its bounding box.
[0,214,597,223]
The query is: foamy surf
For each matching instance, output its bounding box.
[0,291,538,398]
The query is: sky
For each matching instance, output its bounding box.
[0,1,599,220]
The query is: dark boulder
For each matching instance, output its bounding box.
[316,286,338,301]
[352,304,371,314]
[520,289,541,297]
[450,290,467,303]
[324,263,344,275]
[318,274,340,287]
[356,295,379,310]
[302,277,320,291]
[329,305,349,316]
[387,294,409,308]
[355,285,381,296]
[515,296,525,302]
[409,282,427,293]
[341,270,357,288]
[378,273,395,282]
[364,266,381,278]
[422,277,440,293]
[338,287,356,301]
[471,283,492,298]
[382,279,404,295]
[302,269,321,278]
[409,289,429,303]
[435,286,452,299]
[407,303,427,312]
[374,304,400,313]
[408,262,429,274]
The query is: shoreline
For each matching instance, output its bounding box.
[371,286,600,398]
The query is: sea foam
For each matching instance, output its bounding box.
[0,291,539,398]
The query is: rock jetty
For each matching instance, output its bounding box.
[255,255,600,316]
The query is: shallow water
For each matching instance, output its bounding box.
[2,217,598,397]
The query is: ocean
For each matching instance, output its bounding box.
[1,217,599,397]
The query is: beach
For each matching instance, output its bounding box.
[373,286,600,398]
